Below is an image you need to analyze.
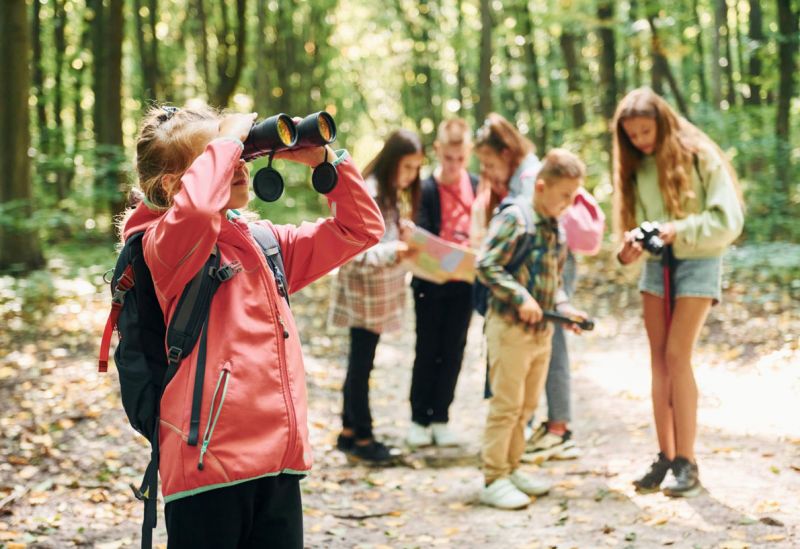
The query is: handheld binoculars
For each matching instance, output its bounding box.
[542,311,595,331]
[242,111,337,202]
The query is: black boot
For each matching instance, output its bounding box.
[663,456,701,497]
[633,452,672,494]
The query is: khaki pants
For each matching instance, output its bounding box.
[482,311,553,483]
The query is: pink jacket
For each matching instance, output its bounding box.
[122,140,384,502]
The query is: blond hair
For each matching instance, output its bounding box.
[135,104,220,210]
[436,118,472,147]
[537,148,585,184]
[612,87,741,234]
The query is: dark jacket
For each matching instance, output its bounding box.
[411,173,478,297]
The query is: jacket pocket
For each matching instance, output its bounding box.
[197,364,231,471]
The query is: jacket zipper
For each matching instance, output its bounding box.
[234,223,297,469]
[198,365,231,470]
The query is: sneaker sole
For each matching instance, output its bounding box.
[633,484,663,495]
[663,484,702,498]
[521,443,574,464]
[479,498,530,510]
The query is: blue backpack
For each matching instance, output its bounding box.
[472,197,540,316]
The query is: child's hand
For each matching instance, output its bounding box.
[617,230,644,265]
[658,222,677,245]
[518,295,543,325]
[395,241,419,263]
[219,112,258,143]
[274,145,337,167]
[556,303,588,334]
[399,219,416,242]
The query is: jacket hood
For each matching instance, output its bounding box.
[122,201,164,241]
[508,153,541,200]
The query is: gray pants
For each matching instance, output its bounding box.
[544,252,576,423]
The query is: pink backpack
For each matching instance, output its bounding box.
[561,187,605,255]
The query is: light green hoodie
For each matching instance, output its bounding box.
[635,145,744,259]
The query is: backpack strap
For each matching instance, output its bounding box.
[498,197,538,274]
[249,223,290,308]
[98,263,136,372]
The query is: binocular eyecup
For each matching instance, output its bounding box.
[243,111,339,202]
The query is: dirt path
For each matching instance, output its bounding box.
[0,272,798,548]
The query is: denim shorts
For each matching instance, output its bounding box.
[639,256,723,303]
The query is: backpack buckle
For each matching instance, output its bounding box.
[130,482,147,501]
[167,346,183,363]
[211,261,241,282]
[111,288,128,305]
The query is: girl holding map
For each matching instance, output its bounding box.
[329,129,424,464]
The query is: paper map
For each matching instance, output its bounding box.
[402,226,476,284]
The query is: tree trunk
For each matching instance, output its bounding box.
[53,0,74,201]
[133,0,162,100]
[747,0,764,104]
[91,0,126,218]
[456,0,466,112]
[0,0,46,270]
[476,0,493,123]
[630,0,642,88]
[559,31,586,128]
[710,0,724,107]
[693,0,708,102]
[597,0,618,123]
[775,0,798,199]
[31,0,49,154]
[647,15,691,116]
[519,0,547,151]
[210,0,247,107]
[721,0,736,106]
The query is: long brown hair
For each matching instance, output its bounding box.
[475,112,536,220]
[362,129,423,221]
[612,87,741,234]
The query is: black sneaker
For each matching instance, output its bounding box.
[662,456,701,498]
[336,433,355,454]
[633,452,672,494]
[349,440,399,465]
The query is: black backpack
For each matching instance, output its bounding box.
[97,222,288,549]
[472,196,540,316]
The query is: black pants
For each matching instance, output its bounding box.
[409,282,473,425]
[165,474,303,549]
[341,326,381,439]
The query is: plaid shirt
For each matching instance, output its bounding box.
[329,179,408,333]
[476,202,566,331]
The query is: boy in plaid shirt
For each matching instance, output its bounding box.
[476,149,587,509]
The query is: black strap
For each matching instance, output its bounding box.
[136,249,229,548]
[187,319,210,446]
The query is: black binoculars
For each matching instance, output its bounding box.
[242,111,338,202]
[542,311,595,331]
[633,221,665,256]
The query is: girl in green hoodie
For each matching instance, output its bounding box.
[613,88,744,498]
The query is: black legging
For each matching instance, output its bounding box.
[341,327,381,439]
[409,282,473,425]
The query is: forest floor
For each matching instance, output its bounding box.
[0,244,798,549]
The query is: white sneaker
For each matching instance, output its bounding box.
[406,422,433,447]
[479,477,531,509]
[509,469,550,497]
[431,422,460,446]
